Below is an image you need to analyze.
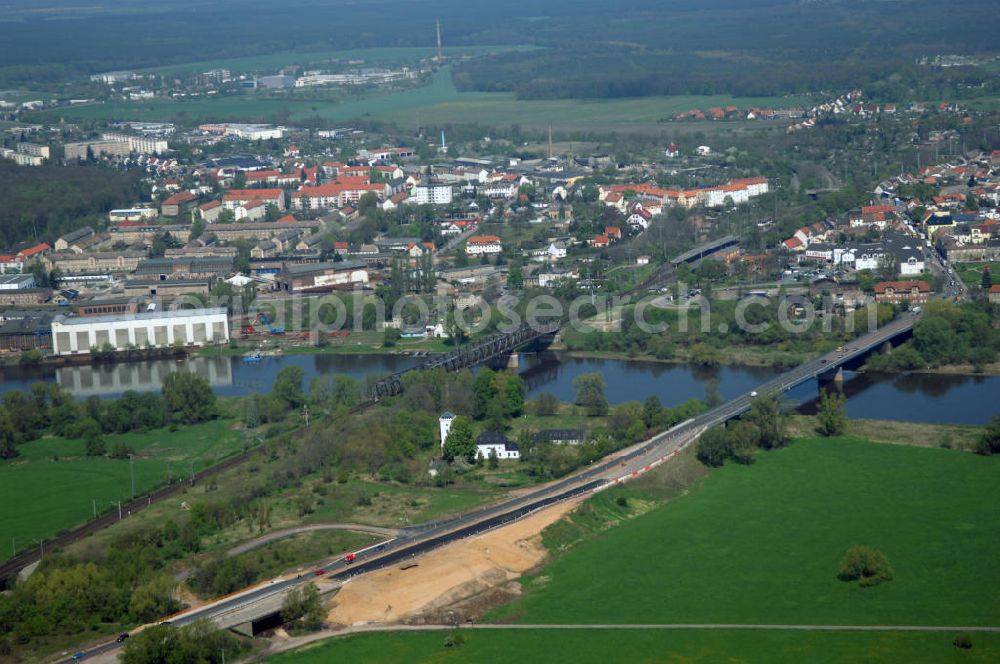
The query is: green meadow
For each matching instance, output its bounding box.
[37,68,811,131]
[492,437,1000,627]
[268,628,1000,664]
[272,436,1000,662]
[0,420,243,559]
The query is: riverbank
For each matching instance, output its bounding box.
[198,333,452,358]
[788,415,983,451]
[556,345,1000,377]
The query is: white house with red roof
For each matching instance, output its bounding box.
[222,188,285,211]
[291,178,389,211]
[465,235,502,255]
[626,202,654,230]
[16,243,50,263]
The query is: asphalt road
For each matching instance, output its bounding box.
[56,313,920,663]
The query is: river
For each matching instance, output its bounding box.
[0,352,996,425]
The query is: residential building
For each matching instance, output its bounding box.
[409,183,453,205]
[222,188,285,211]
[201,221,319,242]
[64,140,131,161]
[291,179,388,210]
[533,241,567,262]
[198,200,224,223]
[465,235,502,256]
[532,429,586,445]
[0,254,24,272]
[873,280,931,305]
[109,208,158,223]
[474,431,521,460]
[161,191,199,217]
[101,132,169,155]
[626,203,654,230]
[532,268,579,288]
[0,142,50,166]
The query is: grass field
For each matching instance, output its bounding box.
[0,420,243,559]
[953,261,999,289]
[268,628,1000,663]
[489,437,1000,627]
[300,479,498,529]
[138,45,536,77]
[34,68,812,132]
[269,437,1000,662]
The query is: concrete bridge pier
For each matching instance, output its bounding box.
[817,366,844,387]
[506,352,519,370]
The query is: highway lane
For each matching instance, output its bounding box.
[57,314,918,663]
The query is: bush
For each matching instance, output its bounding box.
[837,546,894,587]
[695,427,731,467]
[281,582,325,632]
[18,350,42,365]
[534,392,560,416]
[953,633,973,650]
[444,632,465,648]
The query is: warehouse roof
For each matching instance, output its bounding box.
[52,307,227,327]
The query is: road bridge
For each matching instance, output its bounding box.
[628,235,741,295]
[60,311,918,662]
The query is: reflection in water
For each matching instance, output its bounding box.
[54,357,234,398]
[0,351,997,425]
[796,371,999,425]
[518,352,780,410]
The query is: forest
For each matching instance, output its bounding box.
[1,0,998,99]
[0,160,145,248]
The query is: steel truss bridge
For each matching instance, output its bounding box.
[371,321,561,398]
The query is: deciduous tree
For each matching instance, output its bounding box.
[816,390,848,437]
[443,415,476,462]
[574,372,608,416]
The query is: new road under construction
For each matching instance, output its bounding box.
[58,311,919,664]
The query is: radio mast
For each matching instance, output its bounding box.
[436,20,443,61]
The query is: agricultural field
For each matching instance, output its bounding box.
[34,68,813,132]
[270,436,1000,662]
[268,628,1000,664]
[138,45,537,78]
[0,419,243,560]
[491,437,1000,627]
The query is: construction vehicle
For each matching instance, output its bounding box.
[256,312,284,335]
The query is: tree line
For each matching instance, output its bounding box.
[0,374,217,460]
[866,301,1000,372]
